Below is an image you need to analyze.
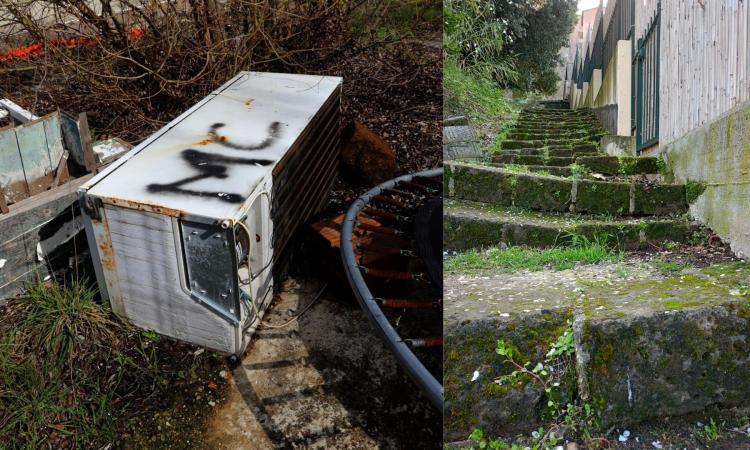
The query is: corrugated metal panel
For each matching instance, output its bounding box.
[272,89,341,260]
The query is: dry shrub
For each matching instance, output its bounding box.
[0,0,410,142]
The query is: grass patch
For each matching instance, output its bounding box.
[444,57,523,155]
[444,58,517,125]
[445,235,622,273]
[685,180,707,203]
[503,163,551,176]
[653,258,692,274]
[0,279,225,449]
[568,163,591,180]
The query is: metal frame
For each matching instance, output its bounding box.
[603,0,635,78]
[634,2,661,153]
[340,168,443,409]
[180,218,241,325]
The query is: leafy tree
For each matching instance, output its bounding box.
[504,0,577,93]
[444,0,518,85]
[445,0,576,94]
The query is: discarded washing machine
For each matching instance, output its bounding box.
[79,72,342,356]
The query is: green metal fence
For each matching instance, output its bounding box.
[634,4,660,153]
[603,0,634,78]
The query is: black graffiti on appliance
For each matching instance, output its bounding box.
[146,122,281,203]
[209,121,282,150]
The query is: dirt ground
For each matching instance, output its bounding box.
[602,407,750,450]
[204,277,441,449]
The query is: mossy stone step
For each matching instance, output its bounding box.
[509,128,598,135]
[492,154,575,166]
[511,127,603,136]
[501,140,598,152]
[519,110,594,118]
[444,261,750,440]
[494,147,599,158]
[529,103,583,108]
[445,162,688,216]
[444,200,698,250]
[516,119,601,126]
[509,131,601,140]
[495,164,573,177]
[507,131,601,141]
[517,117,598,124]
[519,110,597,117]
[575,155,660,175]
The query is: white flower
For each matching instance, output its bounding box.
[471,370,480,382]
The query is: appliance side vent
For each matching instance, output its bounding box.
[271,90,341,261]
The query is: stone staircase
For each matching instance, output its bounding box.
[446,104,699,251]
[443,103,750,442]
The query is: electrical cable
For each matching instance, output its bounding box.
[234,192,326,331]
[260,283,328,329]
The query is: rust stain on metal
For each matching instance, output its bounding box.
[99,241,116,272]
[98,218,117,272]
[102,196,187,218]
[199,133,228,145]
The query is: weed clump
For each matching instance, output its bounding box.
[0,279,223,449]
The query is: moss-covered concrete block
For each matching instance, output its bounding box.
[443,212,512,250]
[633,184,687,215]
[508,131,600,141]
[445,262,750,438]
[575,156,660,175]
[522,165,572,177]
[444,200,699,251]
[446,163,515,206]
[492,154,521,165]
[580,263,750,426]
[512,174,572,212]
[446,164,573,212]
[502,139,599,151]
[584,304,750,426]
[494,148,598,160]
[518,156,575,166]
[444,311,574,441]
[575,180,631,214]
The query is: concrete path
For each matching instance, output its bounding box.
[205,277,440,449]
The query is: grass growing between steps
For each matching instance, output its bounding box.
[445,235,623,273]
[502,163,551,176]
[0,279,226,449]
